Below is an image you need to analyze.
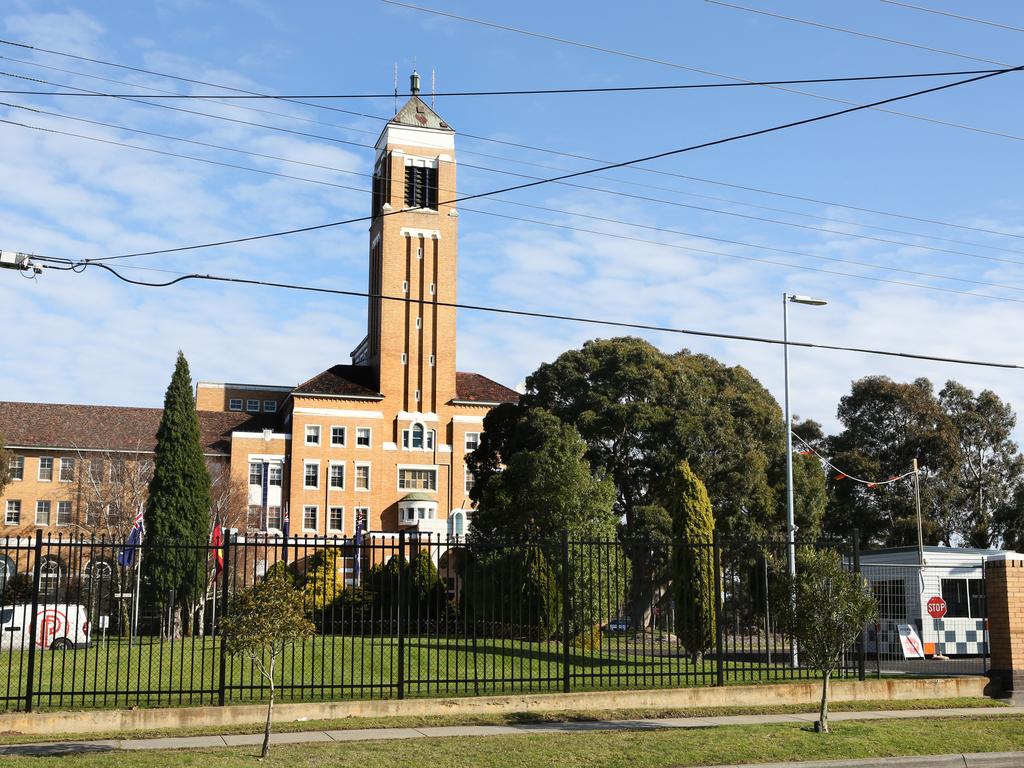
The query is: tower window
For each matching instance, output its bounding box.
[402,280,409,293]
[405,164,438,209]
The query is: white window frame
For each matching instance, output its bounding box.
[266,506,283,532]
[303,460,320,489]
[35,500,51,527]
[354,462,371,492]
[329,461,346,491]
[249,462,263,486]
[5,500,20,526]
[228,398,243,412]
[59,457,75,483]
[9,455,23,481]
[397,465,438,492]
[305,424,322,446]
[330,425,347,447]
[56,501,72,527]
[356,427,371,448]
[246,398,260,412]
[263,399,278,413]
[302,505,319,532]
[465,467,476,495]
[354,506,370,533]
[38,456,53,482]
[268,463,283,486]
[328,506,345,533]
[450,509,466,537]
[465,432,480,452]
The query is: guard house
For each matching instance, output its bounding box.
[860,546,1019,657]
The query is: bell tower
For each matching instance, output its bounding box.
[366,72,458,413]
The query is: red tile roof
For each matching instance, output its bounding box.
[292,365,381,399]
[455,372,520,404]
[0,401,271,455]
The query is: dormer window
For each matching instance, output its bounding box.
[404,158,438,209]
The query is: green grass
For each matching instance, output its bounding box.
[2,715,1023,767]
[0,697,1004,745]
[0,635,832,711]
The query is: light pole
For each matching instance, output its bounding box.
[783,293,827,666]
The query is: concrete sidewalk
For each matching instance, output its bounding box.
[0,705,1018,757]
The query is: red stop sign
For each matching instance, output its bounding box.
[927,596,947,619]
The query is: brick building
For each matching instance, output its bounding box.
[0,78,517,554]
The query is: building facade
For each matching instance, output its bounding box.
[0,81,517,553]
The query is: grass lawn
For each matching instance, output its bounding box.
[1,715,1022,767]
[0,696,1004,745]
[0,634,833,710]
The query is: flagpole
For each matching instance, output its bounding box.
[131,538,142,644]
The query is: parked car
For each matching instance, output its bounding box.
[604,617,632,633]
[0,604,90,650]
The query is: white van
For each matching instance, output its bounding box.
[0,604,90,650]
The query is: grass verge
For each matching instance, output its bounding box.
[0,696,1005,745]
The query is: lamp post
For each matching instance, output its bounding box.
[783,293,827,666]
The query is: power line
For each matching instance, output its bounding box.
[72,64,1020,263]
[879,1,1024,34]
[706,1,1011,67]
[791,432,916,487]
[28,255,1024,371]
[0,67,1006,98]
[380,0,1024,143]
[7,42,1024,244]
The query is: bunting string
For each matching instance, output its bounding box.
[791,432,917,488]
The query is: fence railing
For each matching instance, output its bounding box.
[0,530,861,711]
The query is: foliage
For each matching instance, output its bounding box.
[143,352,212,632]
[2,572,32,604]
[772,548,878,733]
[621,504,673,629]
[461,547,561,640]
[302,548,344,613]
[263,560,298,586]
[219,572,314,757]
[669,461,716,660]
[0,432,10,497]
[366,551,450,621]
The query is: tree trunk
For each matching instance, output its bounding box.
[261,658,275,758]
[819,671,830,733]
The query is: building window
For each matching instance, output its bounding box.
[415,317,422,330]
[304,461,319,489]
[5,501,21,526]
[56,501,72,527]
[269,464,283,486]
[941,578,985,619]
[465,469,476,495]
[246,399,260,412]
[354,507,369,533]
[402,425,435,450]
[428,355,435,367]
[330,426,346,447]
[451,510,465,537]
[405,162,438,209]
[465,432,480,452]
[414,389,421,402]
[249,462,263,486]
[35,501,51,527]
[89,459,104,482]
[328,506,344,532]
[86,502,102,528]
[59,457,75,482]
[267,506,283,531]
[38,457,53,482]
[8,456,23,481]
[355,463,371,491]
[229,398,243,411]
[401,353,407,365]
[263,400,278,413]
[356,428,371,448]
[329,463,345,490]
[302,505,318,531]
[402,280,409,293]
[429,282,435,295]
[398,468,437,491]
[109,459,125,483]
[247,505,264,531]
[305,425,321,446]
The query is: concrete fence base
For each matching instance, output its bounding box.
[0,677,989,737]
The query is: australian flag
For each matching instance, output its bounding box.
[117,508,144,567]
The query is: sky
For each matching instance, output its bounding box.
[2,0,1024,447]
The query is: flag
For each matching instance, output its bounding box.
[353,518,364,583]
[834,473,847,481]
[211,524,224,576]
[117,507,144,567]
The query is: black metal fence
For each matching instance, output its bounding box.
[0,530,871,711]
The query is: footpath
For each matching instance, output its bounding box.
[0,705,1020,765]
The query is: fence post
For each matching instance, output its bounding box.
[560,529,571,694]
[217,534,231,707]
[712,530,724,687]
[24,530,44,712]
[397,530,406,700]
[852,528,866,682]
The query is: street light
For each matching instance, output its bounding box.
[783,292,827,667]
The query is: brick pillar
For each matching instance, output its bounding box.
[986,556,1024,694]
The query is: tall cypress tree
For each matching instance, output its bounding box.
[670,460,716,662]
[144,352,211,636]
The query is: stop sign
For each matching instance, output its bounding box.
[927,596,947,619]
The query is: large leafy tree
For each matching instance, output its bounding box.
[939,381,1024,548]
[144,352,212,636]
[825,376,958,546]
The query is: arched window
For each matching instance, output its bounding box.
[85,560,113,579]
[39,557,62,600]
[450,510,465,537]
[411,423,425,449]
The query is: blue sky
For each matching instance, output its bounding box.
[2,0,1023,442]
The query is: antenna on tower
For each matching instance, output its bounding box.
[393,63,398,112]
[431,68,436,109]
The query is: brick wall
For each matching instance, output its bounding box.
[985,557,1024,693]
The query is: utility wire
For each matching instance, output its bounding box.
[706,1,1011,67]
[6,43,1024,243]
[380,0,1024,143]
[68,64,1024,263]
[879,1,1024,34]
[791,432,916,487]
[27,255,1024,371]
[0,67,1006,98]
